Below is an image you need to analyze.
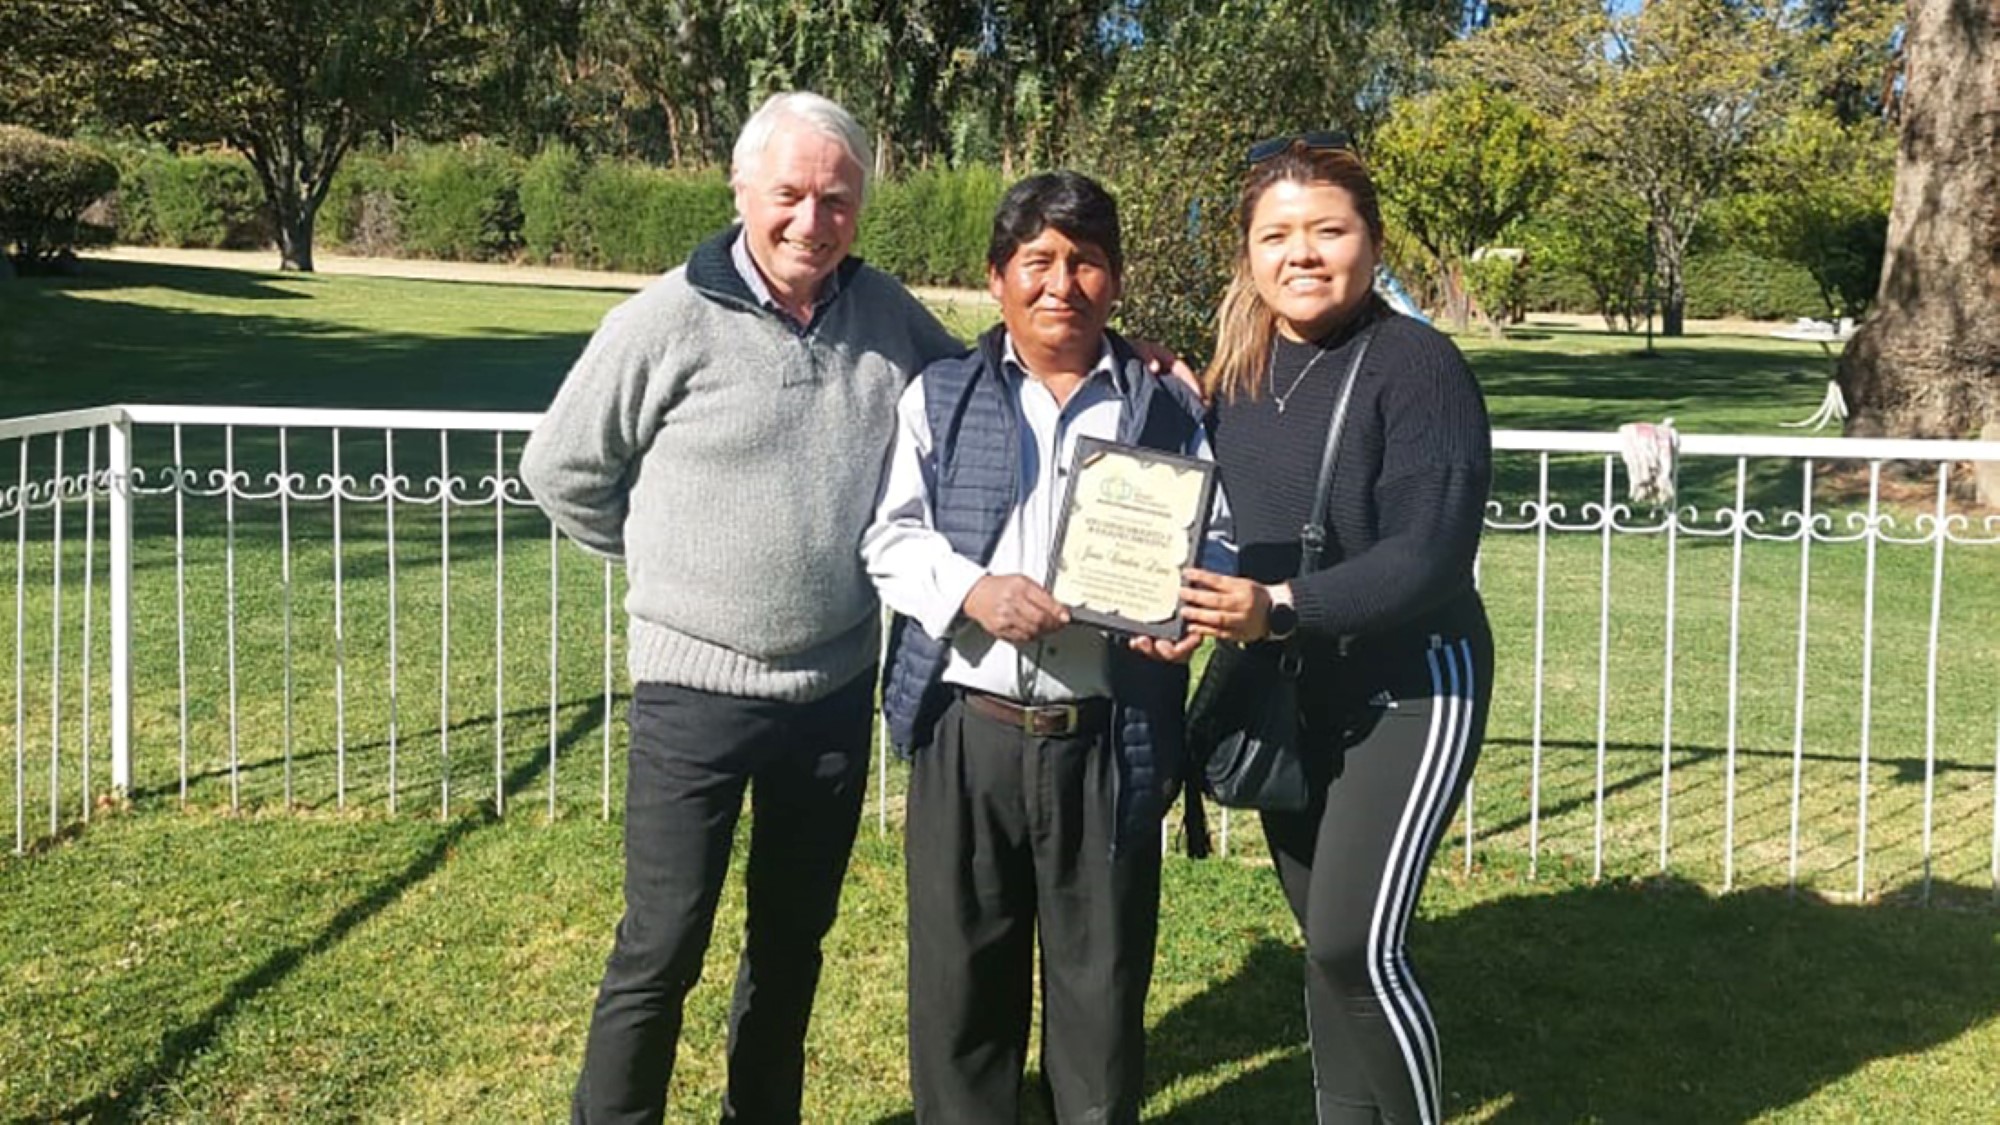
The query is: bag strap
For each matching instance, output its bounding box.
[1297,324,1377,576]
[1185,321,1379,860]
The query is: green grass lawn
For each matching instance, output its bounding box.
[4,260,1999,1121]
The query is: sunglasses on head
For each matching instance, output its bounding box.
[1244,131,1354,166]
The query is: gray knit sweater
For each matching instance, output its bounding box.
[519,230,966,701]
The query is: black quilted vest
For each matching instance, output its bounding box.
[879,326,1205,847]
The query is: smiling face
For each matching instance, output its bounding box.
[732,120,865,309]
[1245,178,1380,342]
[989,225,1122,372]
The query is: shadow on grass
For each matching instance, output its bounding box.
[0,259,590,419]
[1147,876,2000,1122]
[1473,326,1828,420]
[54,694,609,1122]
[125,694,620,805]
[1469,736,1995,845]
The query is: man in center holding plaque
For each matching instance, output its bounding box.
[863,170,1232,1124]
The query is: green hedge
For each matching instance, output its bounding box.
[857,165,1004,287]
[0,125,118,266]
[1525,249,1828,322]
[1680,249,1825,320]
[87,142,1847,315]
[399,142,522,261]
[569,163,734,272]
[321,151,405,255]
[122,149,268,249]
[102,144,1009,287]
[519,143,588,264]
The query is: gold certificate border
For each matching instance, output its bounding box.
[1048,434,1216,636]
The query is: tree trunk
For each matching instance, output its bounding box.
[276,208,315,273]
[1837,0,2000,439]
[1444,261,1473,333]
[1654,224,1686,337]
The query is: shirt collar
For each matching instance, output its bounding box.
[1000,334,1121,392]
[731,228,843,325]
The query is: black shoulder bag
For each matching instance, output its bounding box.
[1184,325,1376,833]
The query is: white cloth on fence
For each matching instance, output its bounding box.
[1618,418,1679,509]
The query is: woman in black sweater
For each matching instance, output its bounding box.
[1179,136,1493,1125]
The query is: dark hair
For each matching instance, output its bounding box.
[986,171,1123,277]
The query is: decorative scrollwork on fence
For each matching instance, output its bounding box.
[1485,459,2000,551]
[112,463,543,513]
[0,468,122,518]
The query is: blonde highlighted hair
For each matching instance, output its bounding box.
[1203,143,1385,403]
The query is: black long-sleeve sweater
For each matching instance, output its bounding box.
[1210,299,1491,650]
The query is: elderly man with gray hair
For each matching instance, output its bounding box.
[521,92,964,1124]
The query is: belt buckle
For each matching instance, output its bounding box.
[1054,702,1078,735]
[1025,702,1077,736]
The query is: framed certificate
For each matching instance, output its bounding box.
[1045,437,1218,640]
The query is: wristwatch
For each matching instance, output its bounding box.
[1266,599,1299,642]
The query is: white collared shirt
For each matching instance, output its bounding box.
[862,337,1235,702]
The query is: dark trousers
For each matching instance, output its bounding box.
[1262,628,1492,1125]
[571,672,874,1125]
[905,694,1162,1125]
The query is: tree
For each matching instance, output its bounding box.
[724,0,988,176]
[585,0,745,166]
[1454,0,1794,335]
[980,0,1123,171]
[1090,0,1461,359]
[1724,108,1893,320]
[0,1,111,135]
[11,0,478,272]
[1519,169,1653,332]
[1370,82,1557,331]
[1836,0,2000,439]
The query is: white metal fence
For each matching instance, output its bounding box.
[6,404,1999,905]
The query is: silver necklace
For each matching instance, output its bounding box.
[1268,340,1331,415]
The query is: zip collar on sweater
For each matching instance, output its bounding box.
[683,226,867,322]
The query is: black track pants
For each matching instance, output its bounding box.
[1260,627,1492,1125]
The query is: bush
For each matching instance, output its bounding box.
[90,142,1012,284]
[398,142,523,261]
[1464,253,1530,329]
[322,151,408,256]
[127,150,269,249]
[572,164,732,273]
[519,142,589,264]
[858,165,1004,287]
[1682,248,1825,321]
[0,125,118,266]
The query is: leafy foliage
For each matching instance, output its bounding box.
[123,149,270,250]
[855,164,1005,286]
[0,125,118,266]
[1088,0,1461,362]
[1372,82,1557,330]
[1719,109,1893,319]
[1452,0,1801,335]
[1516,170,1654,332]
[1462,252,1529,330]
[399,142,525,262]
[519,142,591,265]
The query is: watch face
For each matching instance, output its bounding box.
[1269,602,1299,638]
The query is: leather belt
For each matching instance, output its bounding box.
[959,690,1110,738]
